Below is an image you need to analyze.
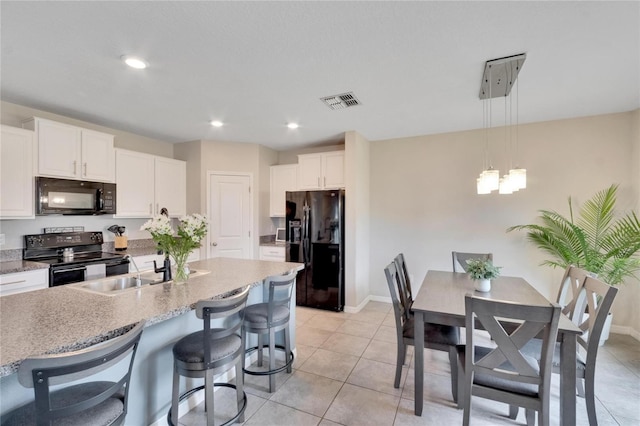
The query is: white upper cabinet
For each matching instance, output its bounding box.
[0,125,35,218]
[297,151,345,190]
[80,129,115,182]
[23,117,115,182]
[154,156,187,218]
[115,149,155,217]
[115,149,186,218]
[270,164,298,217]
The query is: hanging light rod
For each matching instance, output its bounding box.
[479,53,526,100]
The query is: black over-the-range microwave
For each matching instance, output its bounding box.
[36,177,116,215]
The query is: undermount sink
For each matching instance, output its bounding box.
[82,276,157,292]
[69,269,210,296]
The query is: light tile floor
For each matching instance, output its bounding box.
[179,301,640,426]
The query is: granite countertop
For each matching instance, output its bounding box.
[0,257,304,377]
[0,260,49,275]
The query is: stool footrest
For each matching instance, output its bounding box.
[243,344,295,376]
[167,383,247,426]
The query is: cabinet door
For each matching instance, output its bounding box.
[323,151,345,189]
[0,269,48,296]
[259,246,285,261]
[270,164,298,217]
[115,149,155,217]
[81,129,115,182]
[154,157,186,217]
[0,126,35,218]
[36,119,81,178]
[297,154,323,190]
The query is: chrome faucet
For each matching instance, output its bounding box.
[124,255,142,287]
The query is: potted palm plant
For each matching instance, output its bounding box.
[465,258,502,292]
[507,184,640,343]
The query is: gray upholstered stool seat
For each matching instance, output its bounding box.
[169,286,250,426]
[1,321,145,426]
[242,272,296,393]
[2,382,125,426]
[173,331,242,366]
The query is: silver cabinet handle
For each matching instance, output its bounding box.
[156,204,159,214]
[149,204,152,215]
[317,177,320,187]
[324,176,326,187]
[0,279,27,287]
[211,242,218,246]
[83,163,87,176]
[73,160,77,174]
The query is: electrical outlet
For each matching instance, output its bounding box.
[0,234,5,245]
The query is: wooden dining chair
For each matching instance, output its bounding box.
[452,252,493,273]
[555,265,590,324]
[458,295,561,426]
[513,275,618,426]
[393,253,413,313]
[384,261,460,400]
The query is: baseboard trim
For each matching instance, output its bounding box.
[610,325,640,341]
[344,296,371,313]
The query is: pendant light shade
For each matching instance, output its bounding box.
[509,168,527,190]
[477,177,491,195]
[476,53,527,195]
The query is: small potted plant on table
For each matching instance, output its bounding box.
[466,258,502,292]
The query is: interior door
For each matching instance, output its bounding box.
[208,173,252,259]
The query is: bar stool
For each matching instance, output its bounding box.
[2,320,145,426]
[168,286,250,426]
[242,272,296,393]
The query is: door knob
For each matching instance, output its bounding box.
[211,242,218,246]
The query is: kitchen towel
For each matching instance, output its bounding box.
[85,264,106,281]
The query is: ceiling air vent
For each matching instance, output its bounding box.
[320,92,361,110]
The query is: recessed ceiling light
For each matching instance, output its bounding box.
[287,123,299,129]
[121,55,148,69]
[210,120,224,127]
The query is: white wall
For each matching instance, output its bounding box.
[369,111,638,332]
[344,131,370,310]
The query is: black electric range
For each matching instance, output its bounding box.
[23,232,130,287]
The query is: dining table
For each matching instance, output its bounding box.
[411,270,582,426]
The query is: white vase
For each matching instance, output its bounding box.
[475,278,491,292]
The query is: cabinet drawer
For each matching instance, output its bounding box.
[0,269,48,296]
[259,246,285,261]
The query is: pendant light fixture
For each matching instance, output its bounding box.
[476,53,526,195]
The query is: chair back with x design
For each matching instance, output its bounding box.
[460,294,561,426]
[555,265,590,324]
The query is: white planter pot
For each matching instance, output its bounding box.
[474,279,491,292]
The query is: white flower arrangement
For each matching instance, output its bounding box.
[141,214,208,279]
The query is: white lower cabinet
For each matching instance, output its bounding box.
[0,269,48,296]
[129,251,201,273]
[259,246,285,262]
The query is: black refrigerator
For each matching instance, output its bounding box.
[285,189,345,311]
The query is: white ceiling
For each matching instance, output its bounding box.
[1,1,638,151]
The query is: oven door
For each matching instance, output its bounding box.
[50,265,87,287]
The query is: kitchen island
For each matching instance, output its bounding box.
[0,257,303,425]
